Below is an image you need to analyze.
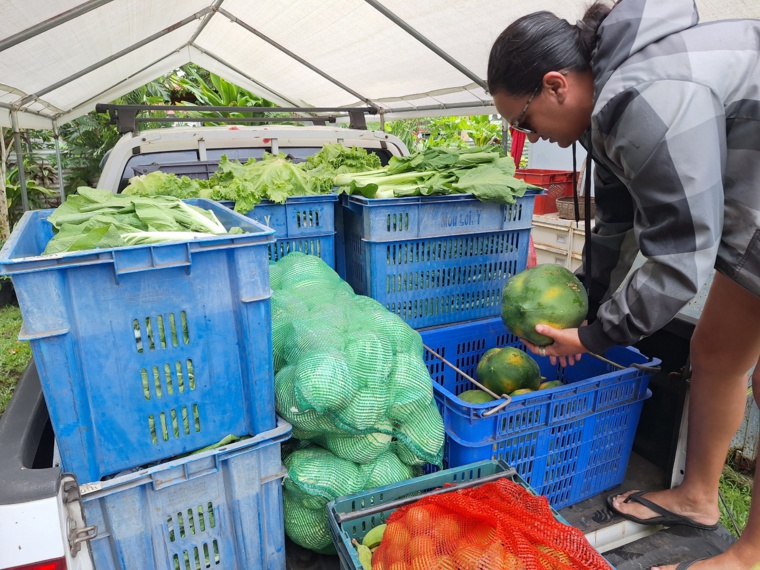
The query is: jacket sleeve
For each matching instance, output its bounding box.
[574,159,638,324]
[578,80,725,354]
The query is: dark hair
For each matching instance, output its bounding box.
[487,2,612,96]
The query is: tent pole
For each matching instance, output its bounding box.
[10,110,29,212]
[0,127,10,240]
[53,121,65,203]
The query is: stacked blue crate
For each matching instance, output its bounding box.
[0,200,279,482]
[338,192,538,329]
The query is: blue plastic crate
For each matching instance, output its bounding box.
[81,418,292,570]
[418,318,660,509]
[327,460,613,570]
[338,192,538,329]
[0,199,278,482]
[233,195,338,267]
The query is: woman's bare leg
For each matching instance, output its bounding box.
[606,273,760,569]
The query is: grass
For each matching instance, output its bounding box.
[719,463,753,538]
[0,303,30,416]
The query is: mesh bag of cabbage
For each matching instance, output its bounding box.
[271,252,444,468]
[372,478,611,570]
[283,443,418,554]
[271,252,445,553]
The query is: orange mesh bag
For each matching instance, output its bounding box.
[371,478,610,570]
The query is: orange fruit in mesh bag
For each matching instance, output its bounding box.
[431,554,457,570]
[452,545,485,569]
[537,544,574,567]
[409,554,438,570]
[404,506,433,536]
[408,535,436,559]
[431,516,461,554]
[382,521,411,563]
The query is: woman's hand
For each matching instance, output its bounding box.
[522,324,587,367]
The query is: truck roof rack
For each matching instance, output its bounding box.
[94,104,378,134]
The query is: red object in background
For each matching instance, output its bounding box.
[515,169,578,215]
[527,235,538,268]
[509,128,526,168]
[510,128,537,267]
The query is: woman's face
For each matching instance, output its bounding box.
[492,70,594,148]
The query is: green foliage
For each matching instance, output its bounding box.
[381,115,503,152]
[58,113,126,195]
[55,63,278,195]
[170,65,279,125]
[4,161,59,227]
[719,467,752,538]
[0,304,30,417]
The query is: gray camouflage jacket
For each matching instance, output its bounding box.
[576,0,760,354]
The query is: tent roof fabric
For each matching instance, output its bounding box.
[1,0,758,129]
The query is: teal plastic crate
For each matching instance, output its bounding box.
[0,199,277,482]
[230,195,338,267]
[338,192,537,328]
[418,318,660,509]
[81,418,292,570]
[327,460,614,570]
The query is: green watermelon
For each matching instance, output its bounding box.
[501,264,588,346]
[475,347,541,396]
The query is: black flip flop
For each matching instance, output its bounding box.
[675,558,707,569]
[606,491,719,531]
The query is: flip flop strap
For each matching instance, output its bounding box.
[675,558,706,570]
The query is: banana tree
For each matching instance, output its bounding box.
[170,66,279,125]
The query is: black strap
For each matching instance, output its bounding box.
[584,145,593,295]
[572,143,580,223]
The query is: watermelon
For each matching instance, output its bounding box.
[475,347,541,396]
[501,264,588,346]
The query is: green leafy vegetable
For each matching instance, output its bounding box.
[122,145,382,212]
[43,188,241,255]
[333,146,536,204]
[122,171,209,199]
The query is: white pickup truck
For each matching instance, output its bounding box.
[0,112,739,570]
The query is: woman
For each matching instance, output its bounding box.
[487,1,760,569]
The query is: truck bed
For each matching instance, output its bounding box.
[284,451,736,569]
[0,272,738,570]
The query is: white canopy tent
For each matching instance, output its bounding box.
[1,0,759,131]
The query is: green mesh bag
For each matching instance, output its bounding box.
[358,450,418,489]
[284,446,364,507]
[275,366,344,434]
[283,494,336,554]
[313,431,393,464]
[394,399,446,466]
[272,253,447,552]
[387,352,434,423]
[293,349,357,414]
[282,444,416,553]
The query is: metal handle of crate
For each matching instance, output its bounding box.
[333,467,519,524]
[589,351,661,373]
[424,345,512,417]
